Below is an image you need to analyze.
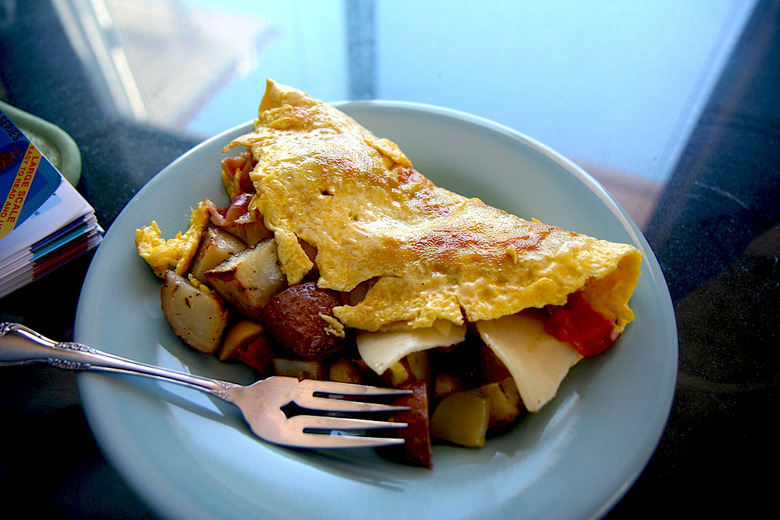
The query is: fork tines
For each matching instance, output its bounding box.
[286,379,412,448]
[293,379,412,415]
[291,414,407,446]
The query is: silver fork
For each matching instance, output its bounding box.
[0,322,410,449]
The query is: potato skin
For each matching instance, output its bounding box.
[261,282,345,360]
[376,380,433,469]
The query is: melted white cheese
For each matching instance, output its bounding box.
[356,320,467,374]
[476,314,579,412]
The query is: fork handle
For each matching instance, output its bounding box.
[0,322,237,400]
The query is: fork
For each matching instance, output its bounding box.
[0,322,410,449]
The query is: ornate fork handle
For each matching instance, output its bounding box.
[0,322,238,401]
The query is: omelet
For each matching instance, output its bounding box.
[224,79,641,333]
[135,201,211,277]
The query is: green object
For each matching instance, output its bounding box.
[0,100,82,186]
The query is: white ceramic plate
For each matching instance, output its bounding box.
[75,101,677,520]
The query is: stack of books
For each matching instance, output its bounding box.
[0,105,102,299]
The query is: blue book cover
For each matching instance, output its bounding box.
[0,108,62,239]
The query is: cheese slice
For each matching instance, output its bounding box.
[357,313,580,412]
[356,320,467,375]
[476,314,579,412]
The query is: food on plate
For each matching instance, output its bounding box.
[136,79,642,468]
[159,270,230,354]
[203,237,287,320]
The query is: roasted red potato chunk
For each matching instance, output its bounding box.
[377,380,433,469]
[261,281,345,359]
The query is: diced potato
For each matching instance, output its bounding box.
[272,358,327,380]
[190,227,247,284]
[219,319,264,361]
[405,350,430,382]
[328,358,365,384]
[433,372,465,400]
[205,238,287,320]
[475,377,523,428]
[160,270,230,354]
[379,351,430,388]
[431,390,490,448]
[380,360,409,388]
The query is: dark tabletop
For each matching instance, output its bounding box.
[1,1,778,518]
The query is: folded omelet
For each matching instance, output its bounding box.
[225,79,641,334]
